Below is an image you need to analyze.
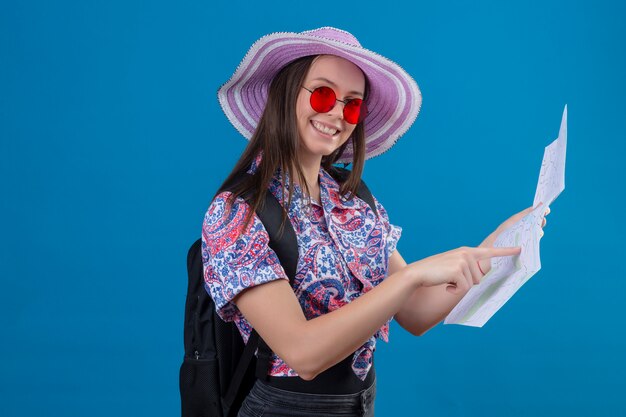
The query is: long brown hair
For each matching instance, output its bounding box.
[216,55,369,232]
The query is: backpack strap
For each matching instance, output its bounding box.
[254,188,299,281]
[357,181,377,217]
[250,190,297,380]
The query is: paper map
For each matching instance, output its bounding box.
[444,105,567,327]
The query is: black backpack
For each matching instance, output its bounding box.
[179,168,377,417]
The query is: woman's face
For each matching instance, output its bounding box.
[296,55,366,163]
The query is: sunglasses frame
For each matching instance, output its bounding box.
[301,86,367,124]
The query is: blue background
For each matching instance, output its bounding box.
[2,0,625,416]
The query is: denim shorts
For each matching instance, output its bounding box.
[237,378,376,417]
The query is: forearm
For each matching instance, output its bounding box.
[394,284,470,336]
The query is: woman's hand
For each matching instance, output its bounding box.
[404,246,522,294]
[478,204,551,274]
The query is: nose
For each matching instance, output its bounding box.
[326,99,344,120]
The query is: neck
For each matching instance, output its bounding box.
[292,153,322,203]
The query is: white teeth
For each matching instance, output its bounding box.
[312,121,338,136]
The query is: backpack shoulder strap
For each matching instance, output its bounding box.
[255,191,299,283]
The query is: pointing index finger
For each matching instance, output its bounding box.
[474,246,522,260]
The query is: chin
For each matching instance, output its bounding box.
[301,141,341,158]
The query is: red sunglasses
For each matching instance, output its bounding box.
[301,86,367,125]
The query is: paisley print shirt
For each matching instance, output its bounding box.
[201,160,402,380]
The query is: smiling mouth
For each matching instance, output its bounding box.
[311,120,339,136]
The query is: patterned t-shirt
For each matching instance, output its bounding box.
[202,162,401,381]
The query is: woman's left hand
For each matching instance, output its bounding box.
[477,204,551,275]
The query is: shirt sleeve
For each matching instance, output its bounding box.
[201,191,289,322]
[373,196,402,255]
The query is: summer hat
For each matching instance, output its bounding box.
[218,27,422,164]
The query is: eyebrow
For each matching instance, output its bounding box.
[310,77,364,98]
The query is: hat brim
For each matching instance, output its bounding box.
[218,30,422,164]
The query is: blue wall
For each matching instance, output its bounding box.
[2,1,625,415]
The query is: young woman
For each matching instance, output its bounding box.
[202,27,549,417]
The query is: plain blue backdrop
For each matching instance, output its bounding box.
[2,0,625,416]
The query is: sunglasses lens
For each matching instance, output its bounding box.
[310,87,336,113]
[343,99,364,124]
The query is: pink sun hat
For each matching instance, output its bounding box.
[218,27,422,164]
